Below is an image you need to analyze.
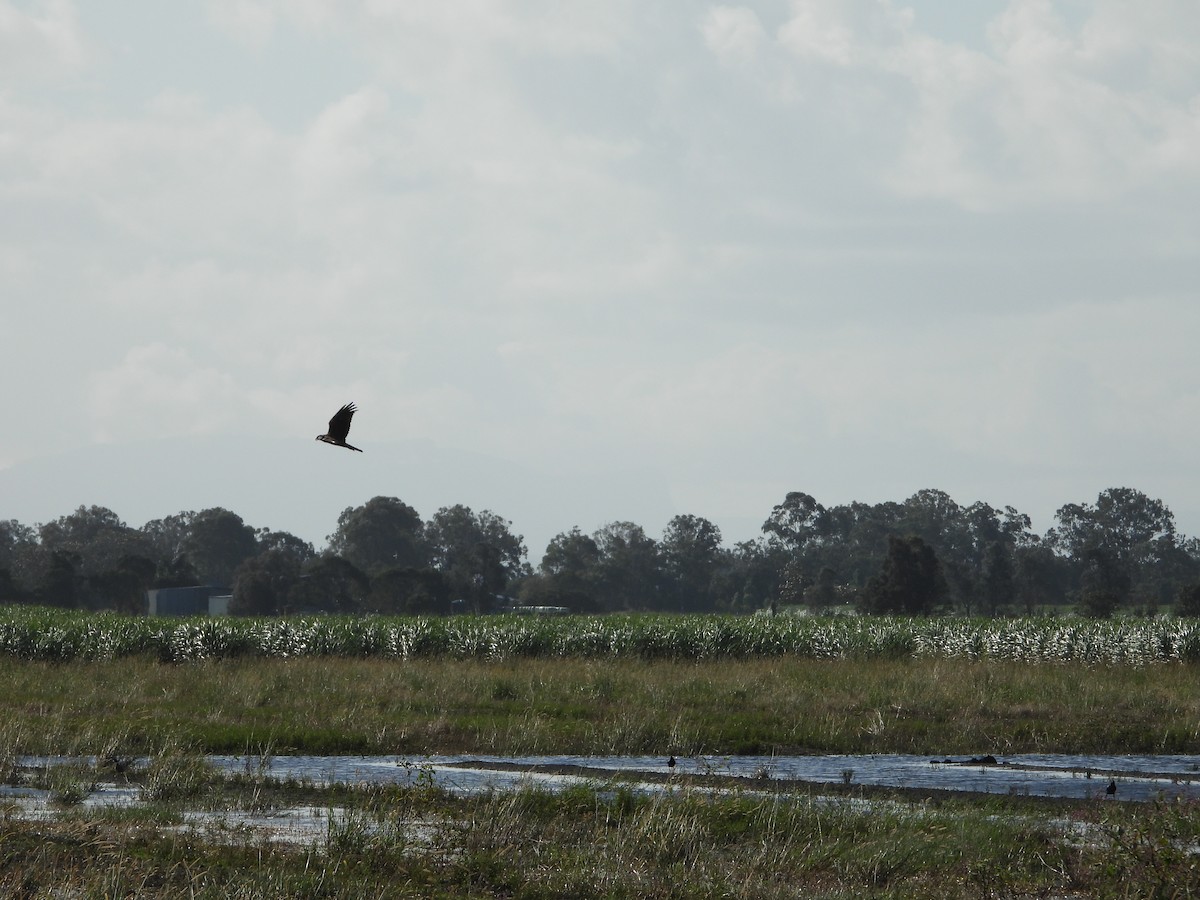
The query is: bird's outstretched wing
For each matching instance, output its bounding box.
[327,403,357,442]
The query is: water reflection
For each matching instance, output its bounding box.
[205,753,1200,803]
[11,753,1199,806]
[5,751,1197,847]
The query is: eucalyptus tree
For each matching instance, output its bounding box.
[39,505,154,577]
[710,538,788,612]
[425,504,528,611]
[592,521,663,611]
[1048,487,1187,613]
[0,519,36,599]
[326,496,428,576]
[862,535,948,615]
[182,508,260,589]
[255,527,316,562]
[364,566,449,615]
[660,514,723,611]
[293,555,369,613]
[534,526,603,610]
[230,548,302,616]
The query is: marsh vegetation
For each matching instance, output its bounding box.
[3,611,1199,896]
[1,654,1199,758]
[4,750,1200,898]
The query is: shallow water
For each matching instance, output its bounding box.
[201,752,1200,803]
[15,752,1199,802]
[5,752,1197,847]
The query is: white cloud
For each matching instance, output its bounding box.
[986,0,1072,66]
[204,0,278,47]
[4,1,1200,544]
[3,96,289,263]
[701,6,768,65]
[88,344,243,442]
[753,0,1200,209]
[0,0,88,80]
[293,86,398,238]
[777,0,912,66]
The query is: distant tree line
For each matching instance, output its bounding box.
[2,486,1200,618]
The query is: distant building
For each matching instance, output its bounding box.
[146,586,230,617]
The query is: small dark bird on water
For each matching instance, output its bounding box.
[1106,778,1117,797]
[316,403,362,452]
[668,755,676,770]
[103,755,133,780]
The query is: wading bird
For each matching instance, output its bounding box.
[1106,778,1117,797]
[316,403,363,452]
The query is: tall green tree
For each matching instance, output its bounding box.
[365,567,449,615]
[141,511,194,563]
[255,528,315,562]
[1076,543,1130,618]
[41,551,83,608]
[762,492,828,552]
[1048,487,1182,612]
[230,549,302,616]
[140,511,200,587]
[0,520,36,600]
[979,540,1016,616]
[326,497,427,576]
[38,505,124,550]
[39,506,153,578]
[1175,582,1200,617]
[291,556,368,613]
[592,521,662,611]
[425,504,528,607]
[87,554,156,613]
[710,539,786,613]
[660,514,723,611]
[862,535,947,615]
[535,526,602,610]
[898,489,963,551]
[0,519,36,570]
[812,500,906,588]
[1012,542,1069,614]
[807,566,842,610]
[540,527,600,579]
[182,508,259,588]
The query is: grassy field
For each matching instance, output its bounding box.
[3,610,1199,896]
[1,653,1198,757]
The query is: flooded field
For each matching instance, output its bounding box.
[4,750,1198,896]
[5,751,1197,846]
[198,751,1200,802]
[3,627,1199,895]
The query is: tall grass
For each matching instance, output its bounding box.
[5,763,1199,899]
[3,607,1200,666]
[2,652,1199,756]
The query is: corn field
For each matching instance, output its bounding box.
[2,607,1199,665]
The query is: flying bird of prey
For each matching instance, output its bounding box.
[316,403,363,452]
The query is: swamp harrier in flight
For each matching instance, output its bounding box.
[316,403,362,452]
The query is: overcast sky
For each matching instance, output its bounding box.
[2,0,1199,556]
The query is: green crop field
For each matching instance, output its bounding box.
[3,607,1200,665]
